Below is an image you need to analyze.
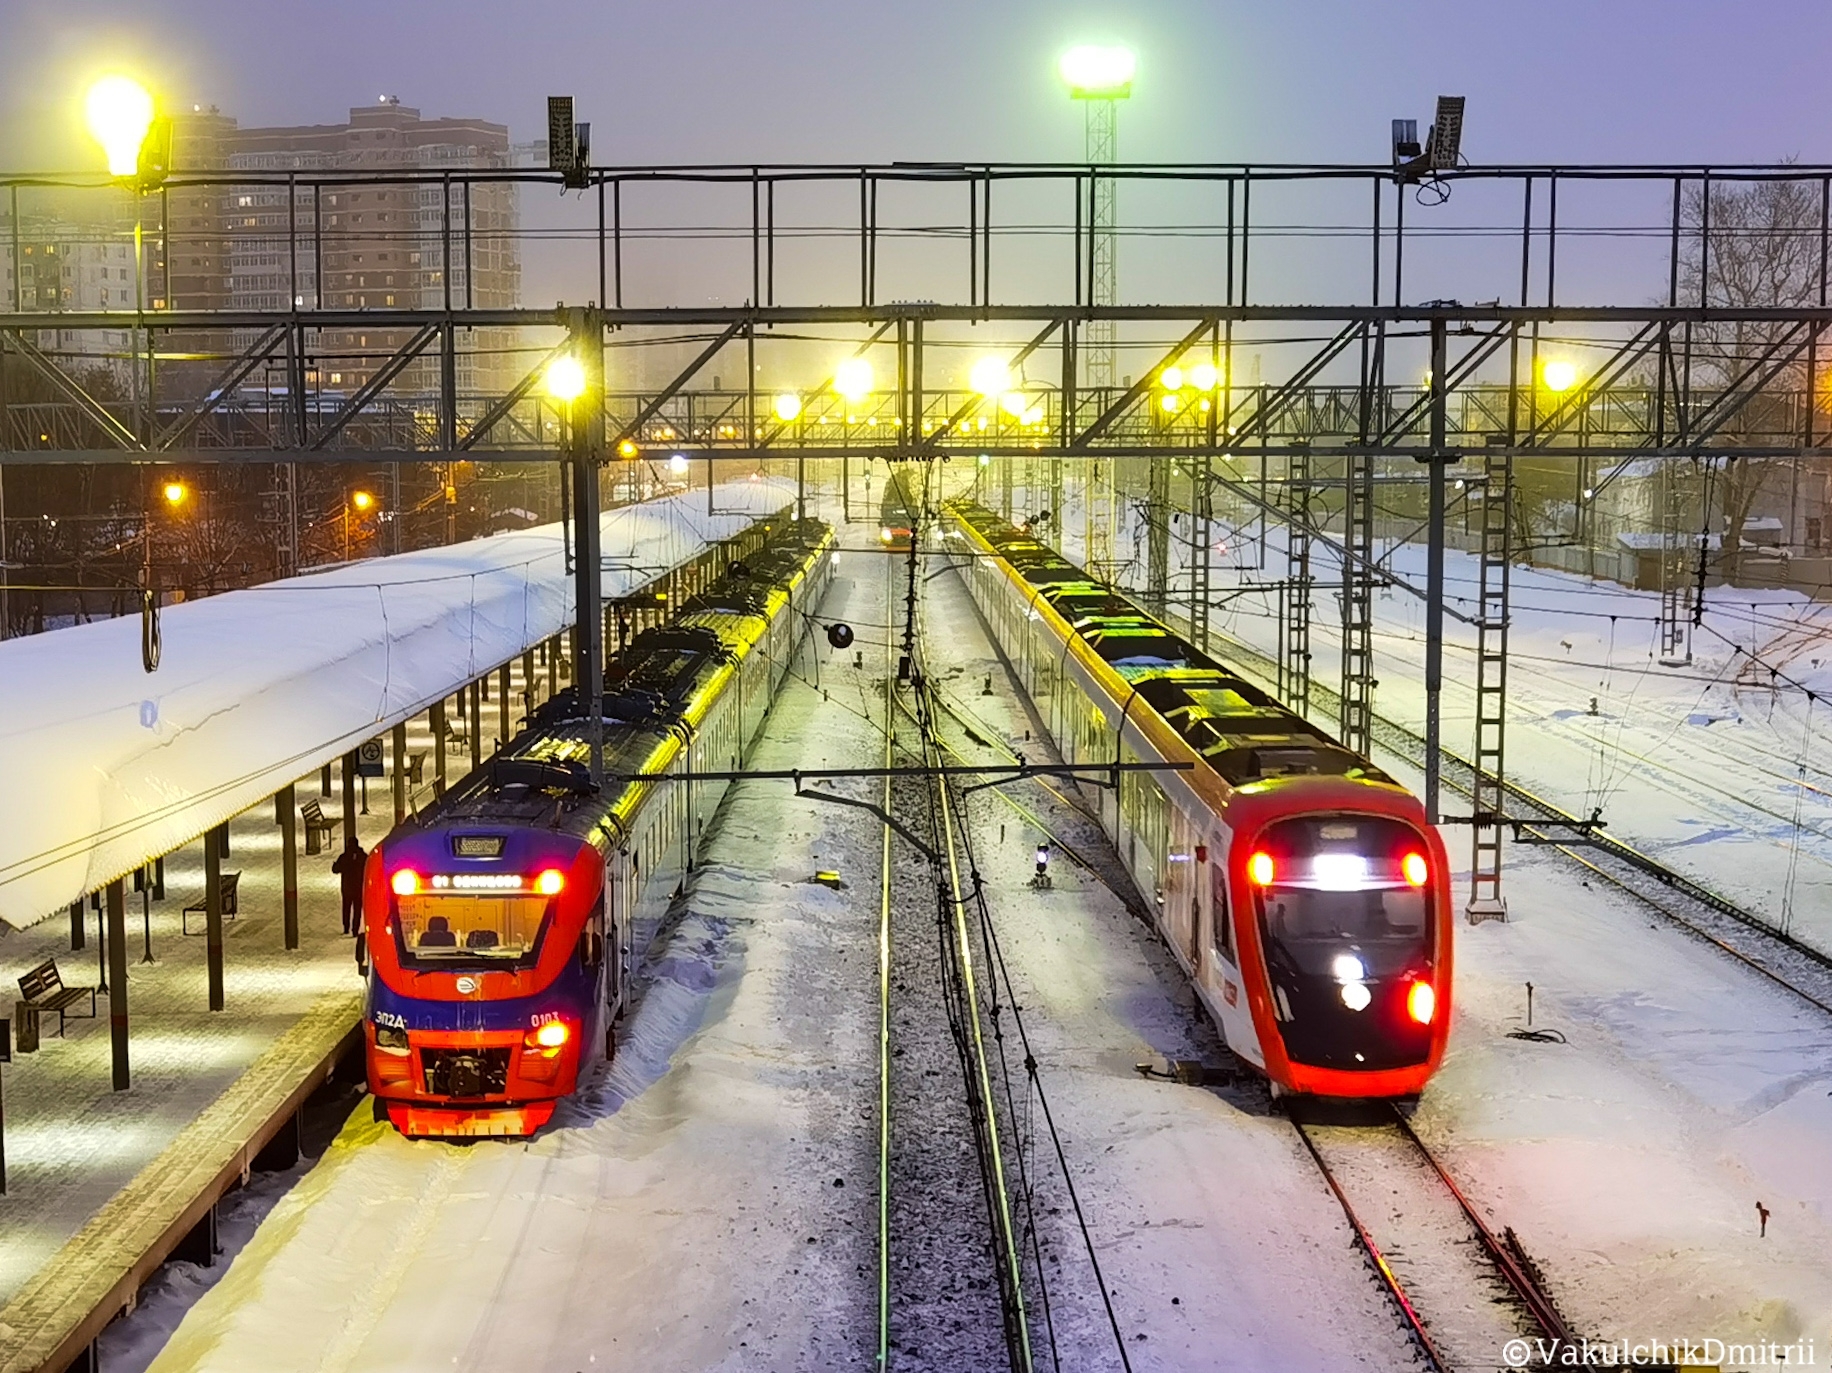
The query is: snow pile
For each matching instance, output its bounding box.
[0,479,798,929]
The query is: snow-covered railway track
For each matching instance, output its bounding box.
[874,548,1033,1372]
[1295,1106,1575,1373]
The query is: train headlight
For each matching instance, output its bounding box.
[1331,953,1366,984]
[390,869,419,897]
[1402,852,1429,888]
[1407,980,1437,1025]
[526,1020,570,1050]
[880,526,894,544]
[533,868,566,896]
[1340,982,1372,1012]
[373,1024,409,1051]
[1247,851,1275,886]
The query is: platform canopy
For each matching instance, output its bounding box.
[0,478,801,929]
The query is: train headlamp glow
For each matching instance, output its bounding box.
[1312,853,1368,890]
[1407,980,1437,1025]
[1247,851,1275,886]
[1340,981,1372,1012]
[533,869,566,896]
[530,1020,569,1049]
[1402,851,1429,888]
[390,869,419,897]
[879,527,893,544]
[1331,953,1366,984]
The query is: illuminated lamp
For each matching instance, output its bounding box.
[833,358,873,402]
[86,76,155,178]
[1247,851,1275,886]
[1407,980,1437,1025]
[533,868,566,896]
[1402,852,1429,888]
[545,355,586,402]
[390,869,419,896]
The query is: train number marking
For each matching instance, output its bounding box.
[529,1010,562,1029]
[374,1011,406,1029]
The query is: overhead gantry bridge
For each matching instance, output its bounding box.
[9,156,1832,917]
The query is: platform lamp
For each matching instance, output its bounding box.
[546,348,604,784]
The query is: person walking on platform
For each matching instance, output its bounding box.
[332,837,368,936]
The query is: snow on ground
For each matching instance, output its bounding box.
[125,533,886,1373]
[1420,837,1832,1351]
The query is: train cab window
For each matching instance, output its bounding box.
[1250,815,1432,982]
[396,893,550,963]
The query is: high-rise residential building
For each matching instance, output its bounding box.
[165,96,521,401]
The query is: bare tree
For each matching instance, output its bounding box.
[1676,170,1824,571]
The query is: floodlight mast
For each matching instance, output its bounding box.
[1060,44,1134,583]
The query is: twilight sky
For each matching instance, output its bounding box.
[3,0,1830,170]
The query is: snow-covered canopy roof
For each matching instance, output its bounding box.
[0,478,799,929]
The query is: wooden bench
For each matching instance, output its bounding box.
[300,799,336,855]
[182,871,241,936]
[16,958,97,1039]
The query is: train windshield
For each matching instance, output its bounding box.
[395,894,550,963]
[1252,815,1431,979]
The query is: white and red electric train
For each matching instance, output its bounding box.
[945,501,1452,1099]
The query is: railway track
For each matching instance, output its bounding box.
[1199,626,1832,1021]
[1294,1104,1575,1373]
[877,547,1034,1372]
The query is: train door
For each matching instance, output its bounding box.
[1204,825,1259,1065]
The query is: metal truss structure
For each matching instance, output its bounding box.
[12,157,1832,914]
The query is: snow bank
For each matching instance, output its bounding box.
[0,478,798,929]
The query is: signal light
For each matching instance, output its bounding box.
[390,869,419,896]
[1402,852,1429,888]
[529,1020,569,1049]
[533,868,566,896]
[1247,851,1275,886]
[1407,980,1437,1025]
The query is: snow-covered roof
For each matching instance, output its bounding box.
[0,479,799,929]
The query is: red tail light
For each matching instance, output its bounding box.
[533,868,566,896]
[390,869,420,896]
[1401,852,1429,888]
[1247,851,1275,886]
[1407,980,1437,1025]
[524,1020,569,1050]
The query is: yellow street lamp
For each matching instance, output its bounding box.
[969,356,1012,397]
[85,76,155,178]
[617,438,640,459]
[833,357,873,403]
[1160,365,1184,390]
[351,489,375,512]
[773,392,803,422]
[161,480,187,506]
[1189,361,1221,391]
[546,354,587,403]
[1541,359,1579,393]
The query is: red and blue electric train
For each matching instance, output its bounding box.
[362,515,833,1137]
[945,501,1453,1100]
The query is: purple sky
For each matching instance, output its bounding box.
[4,0,1831,170]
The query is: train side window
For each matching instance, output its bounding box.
[1210,857,1234,964]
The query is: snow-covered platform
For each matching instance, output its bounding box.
[0,665,531,1373]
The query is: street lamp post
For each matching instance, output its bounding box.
[548,329,604,786]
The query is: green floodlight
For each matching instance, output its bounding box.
[1059,45,1136,99]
